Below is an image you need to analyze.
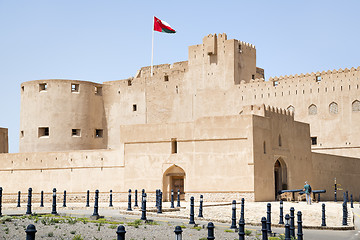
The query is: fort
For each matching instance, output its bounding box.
[0,33,359,202]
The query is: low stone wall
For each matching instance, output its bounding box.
[185,192,255,202]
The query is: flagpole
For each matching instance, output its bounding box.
[150,17,154,77]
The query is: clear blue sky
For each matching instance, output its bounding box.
[1,1,359,152]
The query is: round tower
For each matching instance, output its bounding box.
[19,79,107,152]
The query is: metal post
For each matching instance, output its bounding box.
[158,191,163,213]
[141,193,147,220]
[109,190,113,207]
[155,189,159,208]
[317,193,320,202]
[171,189,175,208]
[0,187,2,217]
[261,217,268,240]
[189,196,195,224]
[63,190,66,207]
[25,224,37,240]
[141,189,145,202]
[86,190,90,207]
[334,180,337,202]
[174,226,183,240]
[127,189,132,211]
[321,203,326,227]
[285,214,290,240]
[92,189,99,217]
[198,195,203,218]
[40,191,44,207]
[346,191,349,203]
[241,198,245,221]
[343,192,346,203]
[116,225,126,240]
[207,222,215,240]
[266,203,272,234]
[290,207,295,238]
[351,194,354,208]
[134,189,138,207]
[177,189,181,207]
[17,190,21,207]
[297,211,303,240]
[238,217,245,240]
[51,188,57,215]
[26,187,32,215]
[279,200,284,224]
[342,201,347,225]
[230,200,236,229]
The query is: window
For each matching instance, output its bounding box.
[95,129,103,138]
[252,75,255,80]
[20,131,24,138]
[21,86,24,92]
[133,104,137,111]
[128,80,132,86]
[287,105,295,113]
[95,86,102,96]
[273,81,279,86]
[278,135,282,147]
[164,75,169,82]
[316,76,321,82]
[72,129,81,137]
[308,104,317,115]
[171,138,177,154]
[38,127,49,137]
[39,83,47,92]
[311,137,317,145]
[263,141,266,154]
[352,100,360,112]
[71,84,79,92]
[329,102,338,114]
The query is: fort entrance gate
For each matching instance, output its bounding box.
[163,165,185,201]
[274,158,288,199]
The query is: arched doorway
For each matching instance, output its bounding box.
[163,165,185,201]
[274,159,288,199]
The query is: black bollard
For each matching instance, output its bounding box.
[17,190,21,207]
[318,193,320,203]
[346,191,349,203]
[297,211,303,240]
[40,191,44,207]
[198,195,204,218]
[238,217,245,240]
[51,188,57,215]
[174,226,183,240]
[342,201,347,225]
[266,203,272,234]
[207,222,215,240]
[171,189,175,208]
[25,224,37,240]
[141,189,145,202]
[158,191,163,213]
[230,200,236,229]
[134,189,138,207]
[109,190,113,207]
[141,193,147,220]
[189,196,195,224]
[290,207,295,238]
[279,200,284,224]
[285,214,290,240]
[241,198,245,221]
[92,189,99,218]
[155,189,159,208]
[86,190,90,207]
[351,194,354,208]
[26,188,32,215]
[63,190,66,207]
[127,189,132,211]
[261,217,267,240]
[343,192,346,203]
[334,182,337,202]
[177,189,181,207]
[116,225,126,240]
[0,187,2,217]
[322,203,326,226]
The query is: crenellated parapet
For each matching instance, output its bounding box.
[241,104,294,119]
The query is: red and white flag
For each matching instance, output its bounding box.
[153,16,176,33]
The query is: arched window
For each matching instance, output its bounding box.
[352,100,360,112]
[278,135,282,147]
[308,104,317,115]
[329,102,338,114]
[263,141,266,154]
[287,105,295,113]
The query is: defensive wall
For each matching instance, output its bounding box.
[0,127,8,153]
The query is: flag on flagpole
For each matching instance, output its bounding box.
[153,16,176,33]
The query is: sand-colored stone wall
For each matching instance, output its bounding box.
[0,127,8,153]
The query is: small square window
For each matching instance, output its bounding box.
[128,80,132,86]
[38,127,49,137]
[72,84,79,92]
[273,81,278,87]
[171,138,177,154]
[133,104,137,111]
[39,83,47,92]
[252,74,255,80]
[316,76,321,82]
[164,75,169,82]
[21,86,24,92]
[20,131,24,138]
[311,137,317,145]
[72,129,81,137]
[95,86,102,96]
[95,129,103,138]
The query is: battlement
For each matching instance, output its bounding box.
[241,104,294,119]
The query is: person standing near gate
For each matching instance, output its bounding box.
[303,181,312,205]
